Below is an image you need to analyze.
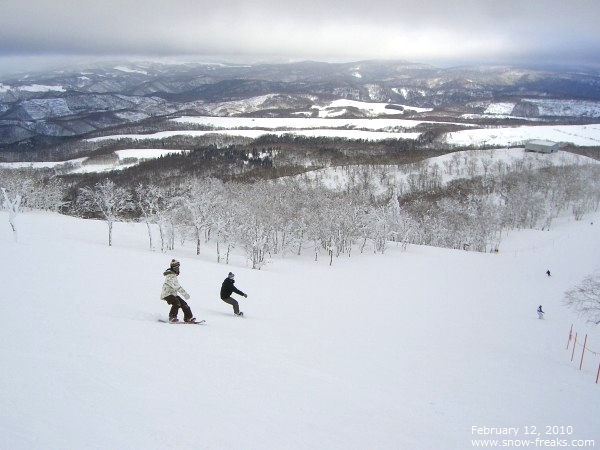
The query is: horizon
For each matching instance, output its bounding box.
[1,53,599,79]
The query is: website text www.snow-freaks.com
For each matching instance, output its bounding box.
[471,438,595,447]
[470,426,595,447]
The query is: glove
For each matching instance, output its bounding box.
[244,294,248,298]
[184,293,190,300]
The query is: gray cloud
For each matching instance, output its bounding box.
[1,0,599,70]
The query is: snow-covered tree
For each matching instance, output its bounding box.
[180,179,214,256]
[564,273,600,324]
[77,179,132,246]
[366,193,403,254]
[39,176,67,212]
[1,187,21,242]
[0,170,36,242]
[134,183,165,250]
[231,183,273,269]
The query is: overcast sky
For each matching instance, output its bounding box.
[1,0,599,74]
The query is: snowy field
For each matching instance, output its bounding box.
[88,127,423,143]
[90,118,600,148]
[444,124,600,147]
[0,149,188,174]
[1,207,599,449]
[89,114,432,144]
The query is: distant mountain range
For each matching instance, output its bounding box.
[1,59,600,158]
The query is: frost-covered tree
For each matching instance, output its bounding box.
[260,181,296,256]
[180,179,215,256]
[237,213,270,269]
[1,187,21,242]
[203,179,235,263]
[0,170,36,242]
[134,183,165,250]
[77,179,132,246]
[213,203,236,264]
[158,193,182,253]
[39,176,67,212]
[366,193,403,254]
[564,273,600,324]
[232,183,273,269]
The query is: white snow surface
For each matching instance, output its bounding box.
[89,127,422,143]
[479,100,600,119]
[170,115,432,131]
[484,102,516,115]
[0,149,187,174]
[12,84,66,93]
[1,208,599,449]
[445,124,600,147]
[318,99,431,117]
[91,117,600,148]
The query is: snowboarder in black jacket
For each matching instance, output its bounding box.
[537,305,545,319]
[220,272,247,316]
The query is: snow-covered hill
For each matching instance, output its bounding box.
[296,148,600,194]
[3,59,600,151]
[445,124,600,147]
[2,120,598,175]
[466,99,600,120]
[1,207,599,449]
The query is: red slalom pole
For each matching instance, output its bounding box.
[571,333,578,362]
[566,324,573,349]
[579,334,588,370]
[596,362,600,384]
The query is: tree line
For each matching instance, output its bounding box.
[3,149,599,267]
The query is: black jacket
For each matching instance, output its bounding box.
[220,278,246,299]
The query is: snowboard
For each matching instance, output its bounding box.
[158,319,206,325]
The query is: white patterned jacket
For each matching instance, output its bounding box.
[160,269,190,301]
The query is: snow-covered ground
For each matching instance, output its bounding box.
[466,99,600,120]
[1,206,599,449]
[0,149,188,174]
[298,148,599,193]
[0,83,66,93]
[168,114,447,133]
[88,114,436,144]
[95,117,600,148]
[88,127,423,143]
[316,99,432,117]
[444,124,600,147]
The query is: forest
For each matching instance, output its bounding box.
[2,136,600,268]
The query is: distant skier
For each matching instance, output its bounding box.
[160,259,196,323]
[220,272,248,316]
[546,270,551,277]
[537,305,545,319]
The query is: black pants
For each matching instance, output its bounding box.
[165,295,193,321]
[221,296,239,314]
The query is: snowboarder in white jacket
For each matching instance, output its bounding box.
[160,259,196,322]
[537,305,545,319]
